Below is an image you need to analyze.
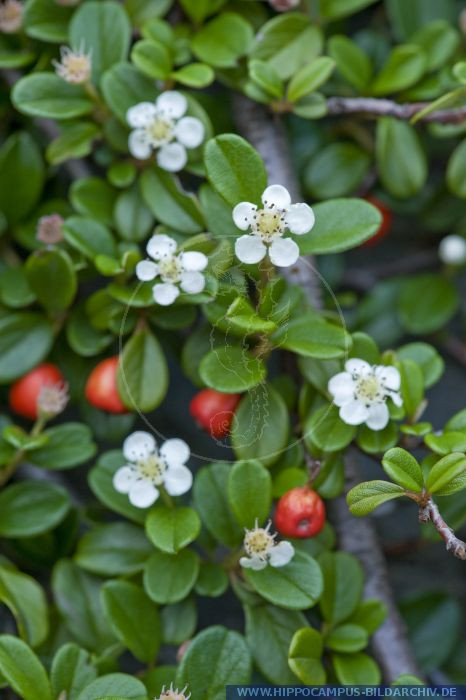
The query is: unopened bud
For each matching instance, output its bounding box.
[438,234,466,266]
[37,382,69,419]
[36,214,64,245]
[0,0,23,33]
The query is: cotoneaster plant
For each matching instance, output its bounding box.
[0,0,465,699]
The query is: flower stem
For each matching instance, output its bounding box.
[160,487,175,508]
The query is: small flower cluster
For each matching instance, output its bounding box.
[127,91,204,172]
[0,0,23,33]
[136,234,208,306]
[240,519,294,570]
[53,42,92,84]
[328,359,402,431]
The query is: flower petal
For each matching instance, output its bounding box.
[179,251,208,272]
[269,541,294,567]
[390,392,403,407]
[128,480,159,508]
[164,464,193,496]
[375,365,401,391]
[136,260,158,282]
[147,234,177,260]
[232,202,257,230]
[269,237,299,267]
[113,466,136,494]
[328,372,356,407]
[366,402,390,431]
[240,556,267,571]
[174,116,205,149]
[160,438,190,465]
[339,399,370,426]
[153,282,180,306]
[285,203,315,235]
[128,129,152,160]
[262,184,291,210]
[126,102,157,128]
[155,90,187,119]
[235,234,267,264]
[123,431,156,462]
[157,142,187,172]
[180,270,205,295]
[345,358,371,376]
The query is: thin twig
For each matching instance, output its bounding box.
[326,97,466,125]
[419,498,466,560]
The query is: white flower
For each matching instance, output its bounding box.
[113,431,193,508]
[156,684,191,700]
[328,359,403,431]
[53,43,92,84]
[0,0,23,33]
[232,184,315,268]
[240,520,295,571]
[126,91,204,171]
[136,234,208,306]
[438,235,466,266]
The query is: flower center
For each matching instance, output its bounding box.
[356,375,383,403]
[60,52,91,83]
[147,116,174,146]
[244,528,274,557]
[158,255,182,283]
[252,208,285,243]
[137,454,167,485]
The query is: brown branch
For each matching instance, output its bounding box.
[419,498,466,560]
[326,97,466,125]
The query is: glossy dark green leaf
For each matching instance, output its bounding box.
[0,565,48,648]
[25,248,77,313]
[0,132,44,225]
[75,522,152,576]
[12,74,93,119]
[145,506,201,554]
[0,481,70,538]
[141,166,205,234]
[318,552,364,624]
[193,462,243,547]
[376,118,427,198]
[30,423,97,470]
[191,12,254,68]
[347,480,405,516]
[0,636,52,700]
[382,447,424,491]
[288,627,326,684]
[50,643,97,700]
[199,347,266,393]
[227,460,272,529]
[144,549,200,605]
[117,328,168,412]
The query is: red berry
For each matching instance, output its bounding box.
[189,389,241,439]
[9,363,65,420]
[85,356,127,414]
[275,487,326,538]
[362,196,393,247]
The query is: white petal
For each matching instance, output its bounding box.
[126,102,157,127]
[128,480,159,508]
[123,431,156,462]
[174,116,204,149]
[439,235,466,265]
[366,402,390,431]
[160,438,190,465]
[113,466,136,494]
[345,358,371,376]
[147,234,177,260]
[262,184,291,210]
[390,392,403,407]
[179,251,208,272]
[269,237,299,267]
[240,556,267,571]
[155,90,187,119]
[232,202,257,230]
[128,129,152,160]
[339,400,370,426]
[375,365,401,391]
[153,282,180,306]
[269,541,295,567]
[157,142,187,172]
[136,260,158,282]
[235,234,267,264]
[180,270,205,295]
[328,372,356,407]
[164,464,193,496]
[285,203,315,235]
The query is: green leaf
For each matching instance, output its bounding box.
[46,122,101,166]
[114,185,153,242]
[88,450,146,525]
[161,597,197,645]
[385,0,456,40]
[176,626,252,699]
[101,61,157,123]
[248,60,283,99]
[140,166,205,234]
[447,139,466,199]
[0,566,48,647]
[376,118,427,198]
[326,623,369,653]
[382,447,424,491]
[50,643,97,700]
[371,44,426,95]
[23,0,73,42]
[12,74,93,119]
[399,274,458,333]
[204,134,267,207]
[288,56,335,102]
[144,549,199,605]
[319,0,378,20]
[70,1,131,82]
[195,562,229,598]
[145,506,201,554]
[70,177,117,226]
[328,35,372,90]
[348,599,387,635]
[426,453,466,495]
[228,460,272,529]
[397,359,423,420]
[0,481,70,538]
[117,328,168,412]
[271,314,351,359]
[75,522,152,576]
[30,423,97,470]
[66,304,113,357]
[397,342,444,388]
[171,62,215,88]
[0,313,53,383]
[425,432,466,456]
[305,404,356,453]
[0,132,44,225]
[304,143,371,200]
[347,480,405,516]
[199,347,266,393]
[409,20,460,72]
[193,462,243,547]
[356,421,398,456]
[288,627,326,684]
[333,651,381,684]
[125,0,173,25]
[64,217,116,259]
[25,248,77,313]
[231,384,289,468]
[318,552,363,624]
[101,580,161,663]
[75,674,146,700]
[131,39,172,80]
[191,12,254,68]
[298,198,381,254]
[245,550,323,611]
[0,636,52,700]
[0,266,36,309]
